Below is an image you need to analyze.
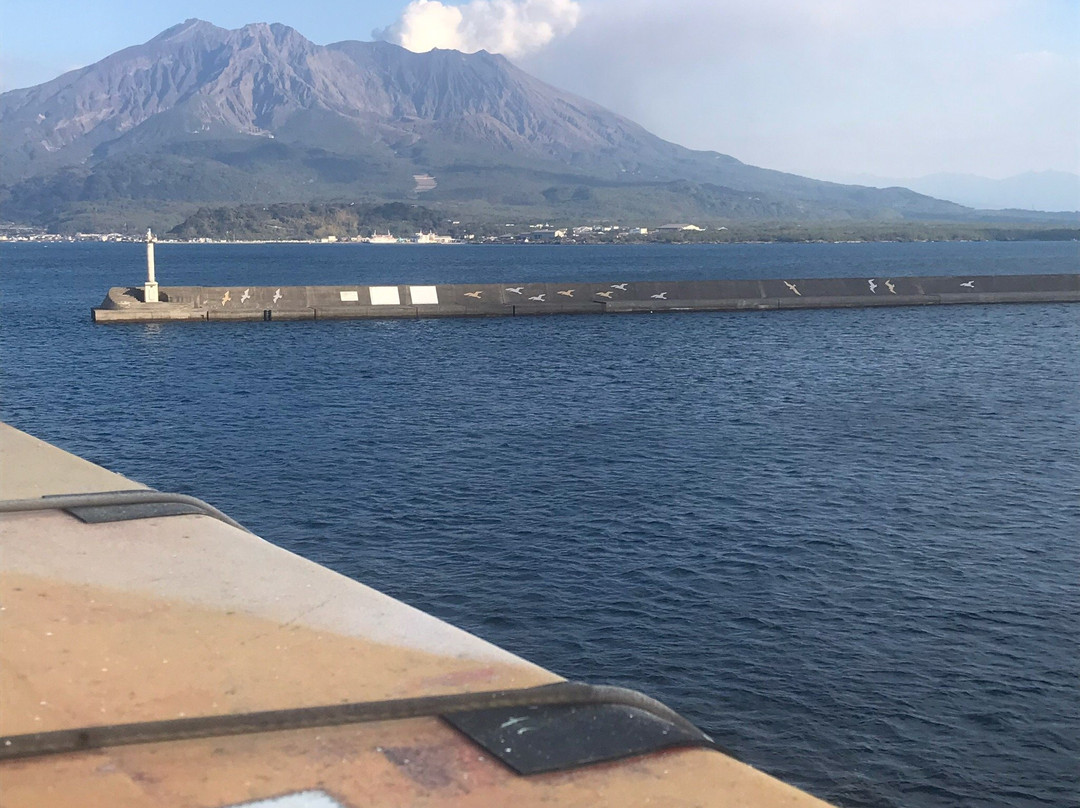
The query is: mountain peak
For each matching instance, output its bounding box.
[150,18,223,43]
[0,19,991,230]
[236,21,306,42]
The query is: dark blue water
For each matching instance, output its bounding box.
[3,241,1078,807]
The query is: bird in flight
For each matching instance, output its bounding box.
[651,292,668,300]
[960,281,975,288]
[506,287,524,294]
[240,288,251,303]
[596,291,613,299]
[783,281,801,296]
[464,291,483,299]
[611,283,629,291]
[528,294,546,302]
[884,280,896,294]
[557,290,575,298]
[221,290,231,305]
[868,279,878,293]
[273,288,283,303]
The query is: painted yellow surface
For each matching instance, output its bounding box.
[0,572,555,736]
[1,720,829,808]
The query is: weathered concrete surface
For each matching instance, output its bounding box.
[93,273,1080,323]
[0,423,145,499]
[92,287,207,322]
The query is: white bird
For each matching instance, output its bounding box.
[240,288,251,303]
[960,281,975,288]
[783,281,801,296]
[868,279,878,294]
[221,290,231,305]
[506,287,524,294]
[884,280,896,294]
[528,294,546,302]
[611,283,628,291]
[464,291,483,299]
[557,289,575,298]
[273,288,283,303]
[596,291,613,299]
[651,292,668,300]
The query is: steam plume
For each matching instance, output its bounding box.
[377,0,581,58]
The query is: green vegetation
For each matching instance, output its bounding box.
[168,202,444,241]
[635,222,1080,244]
[5,150,1075,239]
[163,202,1078,244]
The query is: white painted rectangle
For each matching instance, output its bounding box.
[339,290,359,302]
[409,285,439,305]
[228,791,345,808]
[369,286,401,306]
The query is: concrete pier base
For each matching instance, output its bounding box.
[92,273,1080,324]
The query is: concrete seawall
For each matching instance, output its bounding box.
[92,273,1080,323]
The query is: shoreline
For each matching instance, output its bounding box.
[4,234,1079,247]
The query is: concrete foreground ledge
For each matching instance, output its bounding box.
[0,421,836,806]
[92,273,1080,323]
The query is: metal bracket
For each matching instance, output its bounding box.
[0,681,716,771]
[444,701,713,774]
[0,490,250,532]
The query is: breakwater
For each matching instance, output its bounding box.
[92,273,1080,322]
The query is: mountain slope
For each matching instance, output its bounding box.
[0,19,982,230]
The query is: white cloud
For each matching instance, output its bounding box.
[377,0,580,57]
[515,0,1079,179]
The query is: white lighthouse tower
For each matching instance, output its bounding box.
[144,228,159,303]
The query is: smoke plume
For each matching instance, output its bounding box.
[377,0,581,58]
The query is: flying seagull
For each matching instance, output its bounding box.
[960,281,975,288]
[528,294,546,302]
[221,290,231,305]
[506,287,524,294]
[868,279,878,294]
[240,288,251,303]
[651,292,668,300]
[611,283,629,291]
[884,280,896,294]
[557,290,575,298]
[783,281,801,296]
[273,288,283,303]
[464,291,483,299]
[596,291,613,299]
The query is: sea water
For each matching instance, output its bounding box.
[2,241,1077,807]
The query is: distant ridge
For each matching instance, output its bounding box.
[837,171,1080,213]
[0,20,1066,233]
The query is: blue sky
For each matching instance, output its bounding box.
[2,0,1077,182]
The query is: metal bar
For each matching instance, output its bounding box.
[0,681,713,762]
[0,490,250,533]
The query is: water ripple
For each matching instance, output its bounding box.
[2,242,1078,808]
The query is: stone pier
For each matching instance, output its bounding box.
[92,274,1080,323]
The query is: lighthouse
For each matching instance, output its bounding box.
[144,228,159,303]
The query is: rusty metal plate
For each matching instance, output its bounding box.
[445,702,711,775]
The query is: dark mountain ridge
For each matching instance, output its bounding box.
[0,19,1035,232]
